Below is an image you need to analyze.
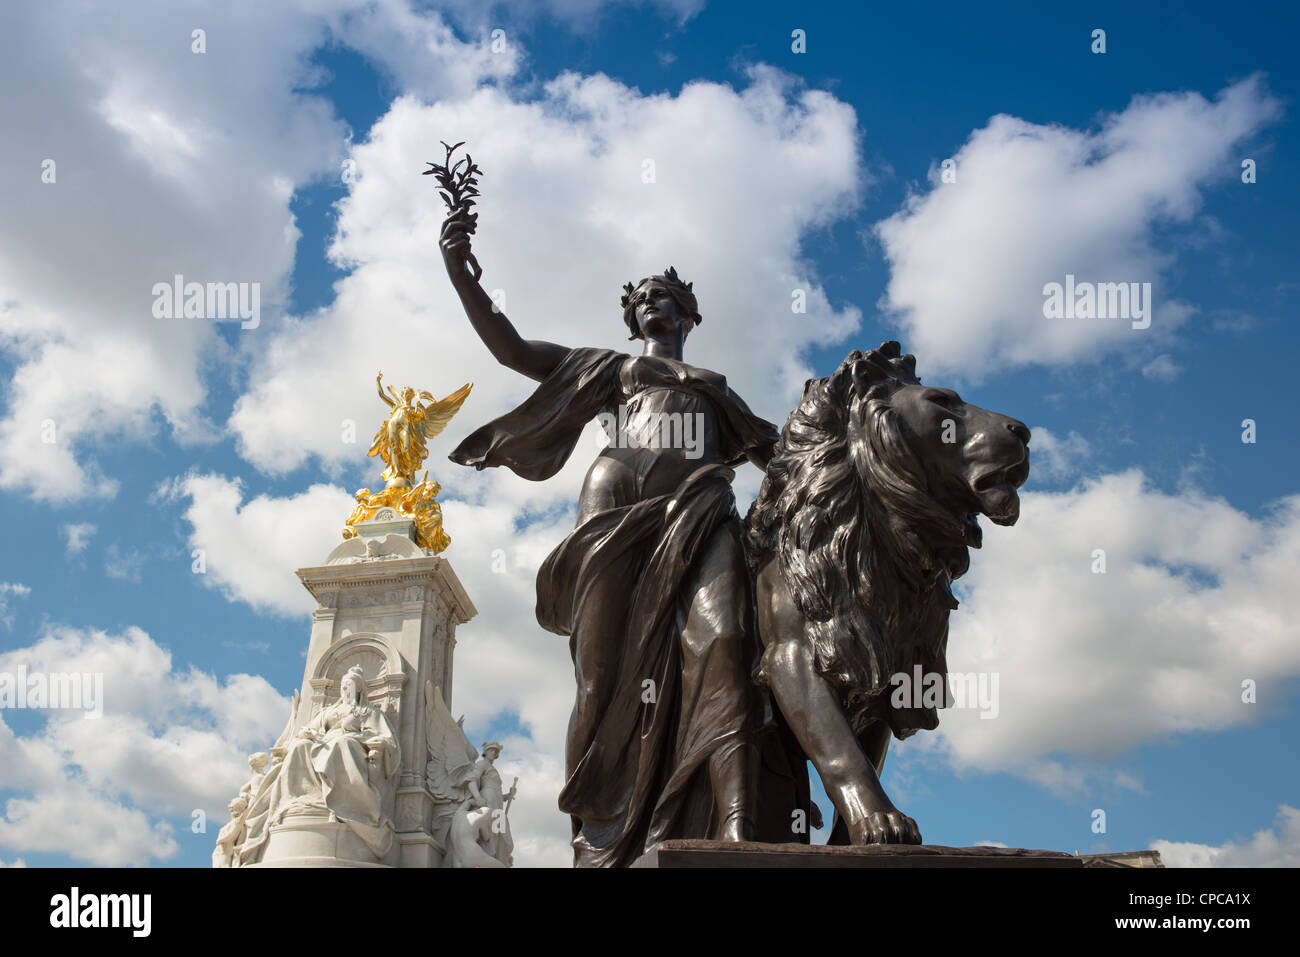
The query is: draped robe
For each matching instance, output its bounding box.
[451,347,778,866]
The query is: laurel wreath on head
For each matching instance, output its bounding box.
[620,265,694,311]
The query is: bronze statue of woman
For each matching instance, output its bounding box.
[440,207,779,867]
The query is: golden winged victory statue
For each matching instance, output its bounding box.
[342,372,473,553]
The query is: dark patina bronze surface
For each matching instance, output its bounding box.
[437,159,1030,866]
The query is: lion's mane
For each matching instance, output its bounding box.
[745,341,965,737]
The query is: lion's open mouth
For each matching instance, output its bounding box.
[971,456,1028,526]
[979,486,1020,525]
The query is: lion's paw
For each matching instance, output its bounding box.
[852,809,923,846]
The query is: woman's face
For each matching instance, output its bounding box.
[340,676,359,703]
[634,281,684,339]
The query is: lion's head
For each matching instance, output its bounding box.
[745,341,1030,735]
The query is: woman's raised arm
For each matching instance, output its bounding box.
[440,212,567,383]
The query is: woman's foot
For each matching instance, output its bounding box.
[716,807,756,843]
[710,739,759,842]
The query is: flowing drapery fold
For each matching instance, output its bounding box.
[450,346,778,866]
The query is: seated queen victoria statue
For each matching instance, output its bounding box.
[236,666,401,865]
[440,204,779,867]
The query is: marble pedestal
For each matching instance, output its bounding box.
[252,811,390,868]
[252,512,476,868]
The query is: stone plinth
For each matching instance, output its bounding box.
[633,840,1085,868]
[250,812,390,868]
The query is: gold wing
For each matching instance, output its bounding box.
[418,382,473,441]
[367,420,390,462]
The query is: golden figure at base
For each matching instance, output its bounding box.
[342,372,472,553]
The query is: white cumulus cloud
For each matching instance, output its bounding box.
[916,471,1300,790]
[158,473,357,618]
[1154,805,1300,867]
[0,0,517,503]
[874,76,1282,380]
[62,522,97,555]
[229,66,864,478]
[0,624,288,866]
[0,582,31,630]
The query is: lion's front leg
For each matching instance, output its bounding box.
[826,717,920,842]
[755,561,922,845]
[762,638,922,845]
[825,721,923,846]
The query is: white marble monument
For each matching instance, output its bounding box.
[214,374,517,868]
[214,509,516,868]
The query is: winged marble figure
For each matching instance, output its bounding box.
[424,681,515,868]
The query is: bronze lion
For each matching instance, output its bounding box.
[746,341,1030,845]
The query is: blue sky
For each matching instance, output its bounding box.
[0,0,1297,867]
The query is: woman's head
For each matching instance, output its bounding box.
[621,266,702,342]
[340,665,367,706]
